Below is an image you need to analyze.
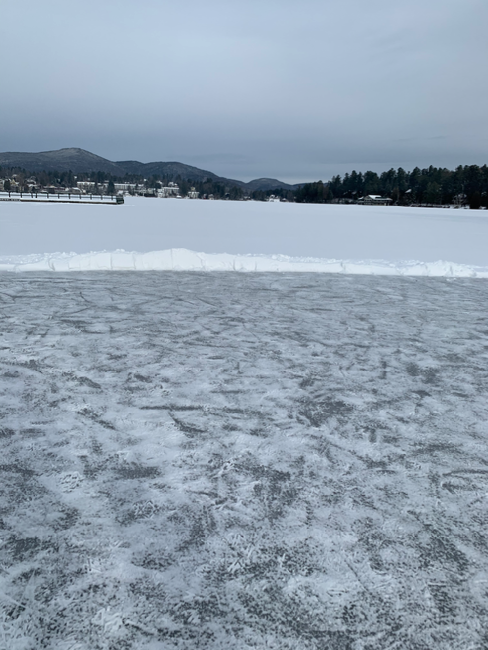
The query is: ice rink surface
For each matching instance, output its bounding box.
[1,272,488,649]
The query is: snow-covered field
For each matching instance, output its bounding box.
[1,272,488,649]
[1,198,488,275]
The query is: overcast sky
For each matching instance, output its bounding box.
[1,0,487,182]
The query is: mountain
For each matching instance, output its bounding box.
[115,160,223,183]
[0,148,300,191]
[244,178,297,191]
[0,148,122,175]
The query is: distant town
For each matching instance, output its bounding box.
[0,171,294,203]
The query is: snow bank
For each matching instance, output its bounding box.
[1,248,487,277]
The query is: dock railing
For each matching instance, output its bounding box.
[0,191,124,204]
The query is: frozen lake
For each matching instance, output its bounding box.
[1,272,488,649]
[1,198,488,274]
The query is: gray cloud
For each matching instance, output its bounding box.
[1,0,487,182]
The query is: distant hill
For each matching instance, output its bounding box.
[115,159,224,183]
[0,148,300,191]
[115,163,298,191]
[0,148,122,175]
[244,178,297,191]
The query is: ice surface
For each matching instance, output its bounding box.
[1,197,488,270]
[1,272,488,649]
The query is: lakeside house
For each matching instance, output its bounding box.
[358,195,393,206]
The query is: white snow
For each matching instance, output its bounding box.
[1,248,487,277]
[1,197,488,275]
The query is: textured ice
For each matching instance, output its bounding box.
[1,272,488,649]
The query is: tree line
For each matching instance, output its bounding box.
[295,165,488,208]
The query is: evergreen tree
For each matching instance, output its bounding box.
[363,171,379,195]
[425,182,441,205]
